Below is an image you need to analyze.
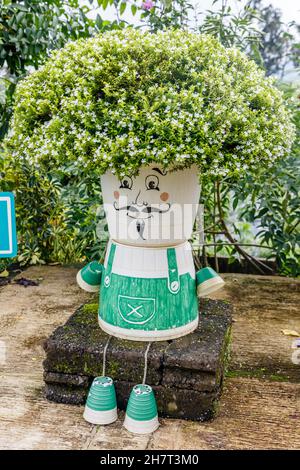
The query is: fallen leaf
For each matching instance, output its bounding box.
[14,277,39,287]
[0,270,9,278]
[281,329,300,337]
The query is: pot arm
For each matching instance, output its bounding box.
[196,267,225,298]
[76,261,103,293]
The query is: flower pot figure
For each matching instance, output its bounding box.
[6,29,293,431]
[83,376,117,425]
[124,384,159,434]
[77,164,224,341]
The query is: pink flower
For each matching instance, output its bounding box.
[141,0,154,10]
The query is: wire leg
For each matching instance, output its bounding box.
[142,342,152,385]
[102,336,112,377]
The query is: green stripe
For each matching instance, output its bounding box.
[80,261,103,286]
[86,386,117,411]
[106,243,116,275]
[196,267,219,285]
[126,388,157,421]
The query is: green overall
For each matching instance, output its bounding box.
[99,242,198,332]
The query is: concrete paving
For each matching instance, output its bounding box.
[0,266,299,449]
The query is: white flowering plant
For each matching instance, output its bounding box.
[5,29,294,179]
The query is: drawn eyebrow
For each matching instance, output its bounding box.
[151,167,167,176]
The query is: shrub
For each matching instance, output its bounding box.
[5,29,294,178]
[2,29,296,266]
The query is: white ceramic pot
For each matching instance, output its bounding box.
[101,165,200,246]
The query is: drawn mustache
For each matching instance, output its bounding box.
[113,202,170,214]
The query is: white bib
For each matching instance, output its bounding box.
[104,240,195,279]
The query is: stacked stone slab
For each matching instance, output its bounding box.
[43,299,232,421]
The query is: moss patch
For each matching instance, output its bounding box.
[106,360,120,379]
[226,369,289,382]
[53,362,74,374]
[71,304,98,326]
[82,303,99,314]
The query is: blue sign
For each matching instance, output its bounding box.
[0,192,17,258]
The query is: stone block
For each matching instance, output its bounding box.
[43,299,232,421]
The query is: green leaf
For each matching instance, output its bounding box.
[258,207,269,217]
[102,0,109,10]
[120,2,126,15]
[232,197,239,210]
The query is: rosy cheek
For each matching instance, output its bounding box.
[160,192,169,202]
[114,191,120,200]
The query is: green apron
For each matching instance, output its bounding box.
[99,242,198,332]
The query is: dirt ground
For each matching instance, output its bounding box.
[0,266,299,450]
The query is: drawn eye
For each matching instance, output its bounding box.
[119,176,133,190]
[145,175,159,191]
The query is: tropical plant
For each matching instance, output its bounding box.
[0,0,99,139]
[198,85,299,277]
[233,85,300,276]
[250,0,299,77]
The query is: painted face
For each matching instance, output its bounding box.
[101,165,200,246]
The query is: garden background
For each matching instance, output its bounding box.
[0,0,299,276]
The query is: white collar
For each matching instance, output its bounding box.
[104,240,195,279]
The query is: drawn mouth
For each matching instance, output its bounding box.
[113,202,171,240]
[127,213,152,220]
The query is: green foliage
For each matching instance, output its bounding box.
[250,0,299,77]
[0,1,298,275]
[0,154,107,264]
[0,76,15,139]
[199,0,261,51]
[238,155,300,276]
[5,30,294,180]
[0,0,114,264]
[0,0,95,76]
[139,0,193,31]
[201,85,300,277]
[0,0,99,139]
[198,0,300,77]
[233,86,300,276]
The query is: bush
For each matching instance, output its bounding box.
[5,29,294,178]
[0,156,106,264]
